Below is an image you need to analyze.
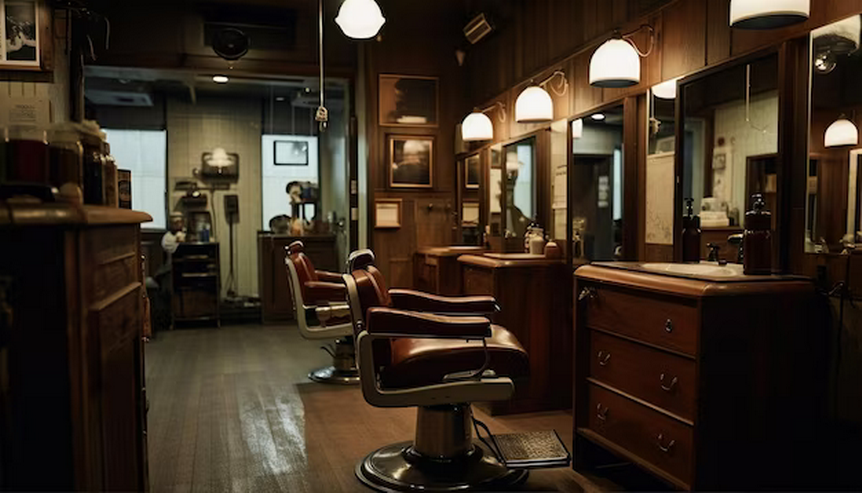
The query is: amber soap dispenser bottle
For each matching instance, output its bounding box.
[743,193,772,275]
[681,198,702,263]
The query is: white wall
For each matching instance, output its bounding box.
[261,134,319,228]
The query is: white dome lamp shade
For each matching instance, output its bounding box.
[571,118,584,139]
[590,37,640,88]
[824,117,859,148]
[652,78,679,100]
[461,111,494,142]
[515,85,554,123]
[335,0,386,40]
[730,0,809,30]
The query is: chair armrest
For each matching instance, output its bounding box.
[316,270,345,283]
[388,289,499,315]
[304,281,347,304]
[366,307,491,339]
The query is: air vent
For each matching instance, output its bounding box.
[464,13,492,45]
[86,90,154,107]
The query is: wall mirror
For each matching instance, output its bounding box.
[680,53,779,261]
[645,84,678,260]
[806,14,862,253]
[488,143,503,240]
[570,105,625,261]
[503,136,537,244]
[457,151,483,245]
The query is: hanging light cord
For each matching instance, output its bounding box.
[538,70,569,97]
[316,0,328,132]
[621,25,655,58]
[475,101,507,123]
[745,64,769,134]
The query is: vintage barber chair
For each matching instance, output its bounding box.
[343,250,570,492]
[284,241,358,384]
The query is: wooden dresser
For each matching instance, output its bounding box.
[0,202,151,491]
[257,233,338,323]
[459,253,571,415]
[413,246,486,295]
[573,262,828,490]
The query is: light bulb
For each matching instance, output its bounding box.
[824,118,859,148]
[336,0,386,40]
[730,0,809,29]
[589,38,640,88]
[515,85,553,123]
[591,113,606,121]
[461,112,494,142]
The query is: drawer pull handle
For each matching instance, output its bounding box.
[578,287,597,302]
[596,404,609,421]
[657,433,676,454]
[660,373,678,392]
[664,319,673,333]
[597,351,611,366]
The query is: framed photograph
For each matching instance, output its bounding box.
[201,148,239,181]
[379,75,438,127]
[1,0,40,68]
[389,135,433,188]
[465,154,480,189]
[375,198,402,229]
[462,201,480,226]
[274,140,309,166]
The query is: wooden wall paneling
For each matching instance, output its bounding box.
[637,93,648,261]
[572,52,604,116]
[582,0,602,42]
[786,37,811,274]
[601,14,662,102]
[706,0,732,66]
[660,0,707,80]
[548,0,586,62]
[623,96,640,260]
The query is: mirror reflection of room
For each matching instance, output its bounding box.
[807,14,862,252]
[504,137,535,240]
[682,55,779,260]
[571,106,624,261]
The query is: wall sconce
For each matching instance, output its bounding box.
[589,25,654,88]
[336,0,386,39]
[515,70,568,123]
[571,118,583,139]
[461,102,506,142]
[825,116,859,148]
[730,0,809,30]
[651,78,679,100]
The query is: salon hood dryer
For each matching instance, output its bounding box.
[342,250,571,492]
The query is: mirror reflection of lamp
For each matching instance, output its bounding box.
[824,116,859,148]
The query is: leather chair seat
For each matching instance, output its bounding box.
[379,325,529,390]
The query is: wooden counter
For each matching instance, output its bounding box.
[0,203,151,491]
[413,246,487,295]
[458,253,571,415]
[257,233,338,323]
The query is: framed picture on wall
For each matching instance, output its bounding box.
[379,75,438,127]
[0,0,41,68]
[389,135,433,188]
[274,140,309,165]
[201,148,239,181]
[462,201,480,226]
[465,154,480,189]
[375,198,402,229]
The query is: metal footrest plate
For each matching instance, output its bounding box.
[492,430,570,469]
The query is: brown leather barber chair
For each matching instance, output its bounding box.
[343,250,569,492]
[284,241,358,384]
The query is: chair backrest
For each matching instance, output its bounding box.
[344,258,394,367]
[285,241,319,301]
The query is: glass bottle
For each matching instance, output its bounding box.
[48,124,84,198]
[6,125,49,184]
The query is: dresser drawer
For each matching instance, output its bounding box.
[587,383,694,485]
[589,330,696,421]
[582,285,698,356]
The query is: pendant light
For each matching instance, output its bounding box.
[824,117,859,148]
[335,0,386,39]
[652,78,679,100]
[589,26,654,88]
[460,102,506,142]
[514,70,568,124]
[730,0,809,30]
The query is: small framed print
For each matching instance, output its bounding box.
[375,198,402,229]
[389,135,433,189]
[1,0,41,69]
[379,74,438,127]
[274,140,309,165]
[462,201,480,226]
[465,154,480,189]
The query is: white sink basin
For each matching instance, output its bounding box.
[640,262,743,277]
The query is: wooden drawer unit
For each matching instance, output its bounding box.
[574,263,829,490]
[583,285,698,356]
[587,383,694,485]
[589,330,696,421]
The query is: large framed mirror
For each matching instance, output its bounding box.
[503,136,537,247]
[679,53,780,263]
[806,14,862,253]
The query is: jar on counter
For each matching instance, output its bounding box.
[103,142,119,208]
[48,124,84,199]
[5,125,49,184]
[79,123,106,205]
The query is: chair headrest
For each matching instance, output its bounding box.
[287,241,304,255]
[347,249,375,272]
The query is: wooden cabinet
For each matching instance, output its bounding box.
[0,203,151,491]
[257,234,338,323]
[459,253,571,415]
[412,246,486,295]
[573,263,828,490]
[171,243,220,326]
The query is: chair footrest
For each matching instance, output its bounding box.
[492,431,570,470]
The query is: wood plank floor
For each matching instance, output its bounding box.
[145,324,620,493]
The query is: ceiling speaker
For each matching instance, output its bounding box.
[212,27,250,61]
[464,13,492,45]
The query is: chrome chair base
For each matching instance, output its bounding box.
[356,441,528,492]
[308,365,360,385]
